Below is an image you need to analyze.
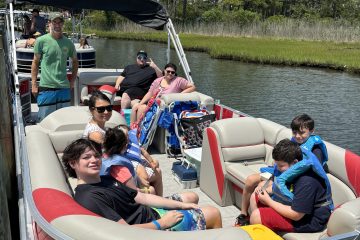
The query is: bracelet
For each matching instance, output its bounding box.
[152,220,161,230]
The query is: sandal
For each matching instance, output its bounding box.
[234,214,250,226]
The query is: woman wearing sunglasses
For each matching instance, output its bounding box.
[83,90,113,144]
[131,63,196,124]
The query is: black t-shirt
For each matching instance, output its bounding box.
[120,64,157,90]
[291,170,331,232]
[74,176,159,224]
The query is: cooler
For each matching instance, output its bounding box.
[171,160,197,189]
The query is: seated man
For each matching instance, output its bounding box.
[115,50,162,110]
[62,138,222,231]
[30,9,46,35]
[249,139,332,233]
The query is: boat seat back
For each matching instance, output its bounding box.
[26,130,72,195]
[37,106,124,132]
[200,117,286,206]
[76,68,123,105]
[323,142,357,207]
[212,117,266,163]
[161,91,214,111]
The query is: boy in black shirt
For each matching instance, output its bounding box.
[62,138,222,230]
[249,139,332,233]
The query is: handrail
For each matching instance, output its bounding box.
[166,19,193,84]
[6,3,73,240]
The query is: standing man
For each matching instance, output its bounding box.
[115,50,162,109]
[31,13,78,122]
[30,9,46,35]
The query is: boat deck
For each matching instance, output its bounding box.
[151,152,240,227]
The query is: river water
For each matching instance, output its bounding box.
[91,38,360,155]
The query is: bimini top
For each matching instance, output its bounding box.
[11,0,169,30]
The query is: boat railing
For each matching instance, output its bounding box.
[6,3,73,239]
[166,19,193,84]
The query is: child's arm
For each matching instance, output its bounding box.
[140,147,158,169]
[254,180,273,195]
[257,191,305,221]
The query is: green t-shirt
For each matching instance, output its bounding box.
[34,33,76,88]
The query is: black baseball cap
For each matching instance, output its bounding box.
[32,9,40,13]
[137,50,147,59]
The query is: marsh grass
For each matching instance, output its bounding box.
[88,19,360,43]
[85,20,360,73]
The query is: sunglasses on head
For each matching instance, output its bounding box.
[93,105,113,113]
[166,70,175,74]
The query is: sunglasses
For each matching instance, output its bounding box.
[93,105,113,113]
[166,70,176,74]
[137,56,147,61]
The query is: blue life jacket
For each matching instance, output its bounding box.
[260,135,328,175]
[271,149,333,210]
[124,129,143,163]
[100,154,136,177]
[139,100,161,146]
[292,135,328,166]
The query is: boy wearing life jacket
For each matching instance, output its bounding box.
[249,139,332,233]
[236,113,328,226]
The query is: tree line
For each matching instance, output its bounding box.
[162,0,360,24]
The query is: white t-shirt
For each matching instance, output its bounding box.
[83,122,106,139]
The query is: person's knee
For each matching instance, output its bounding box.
[250,209,262,224]
[245,174,260,191]
[155,167,162,176]
[132,102,140,110]
[121,93,131,108]
[202,206,222,228]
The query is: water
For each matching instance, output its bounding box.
[91,38,360,154]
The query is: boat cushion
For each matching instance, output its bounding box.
[26,130,72,195]
[211,117,266,163]
[49,130,84,154]
[38,106,125,132]
[327,198,360,236]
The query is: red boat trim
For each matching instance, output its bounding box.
[222,108,234,119]
[214,104,222,120]
[232,183,244,194]
[207,128,225,198]
[345,150,360,197]
[33,188,98,222]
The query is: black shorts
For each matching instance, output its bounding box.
[117,87,147,100]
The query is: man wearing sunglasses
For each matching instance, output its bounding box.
[115,50,162,110]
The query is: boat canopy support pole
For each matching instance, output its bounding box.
[166,19,193,84]
[167,31,170,64]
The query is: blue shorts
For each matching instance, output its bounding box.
[152,208,206,231]
[37,88,71,122]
